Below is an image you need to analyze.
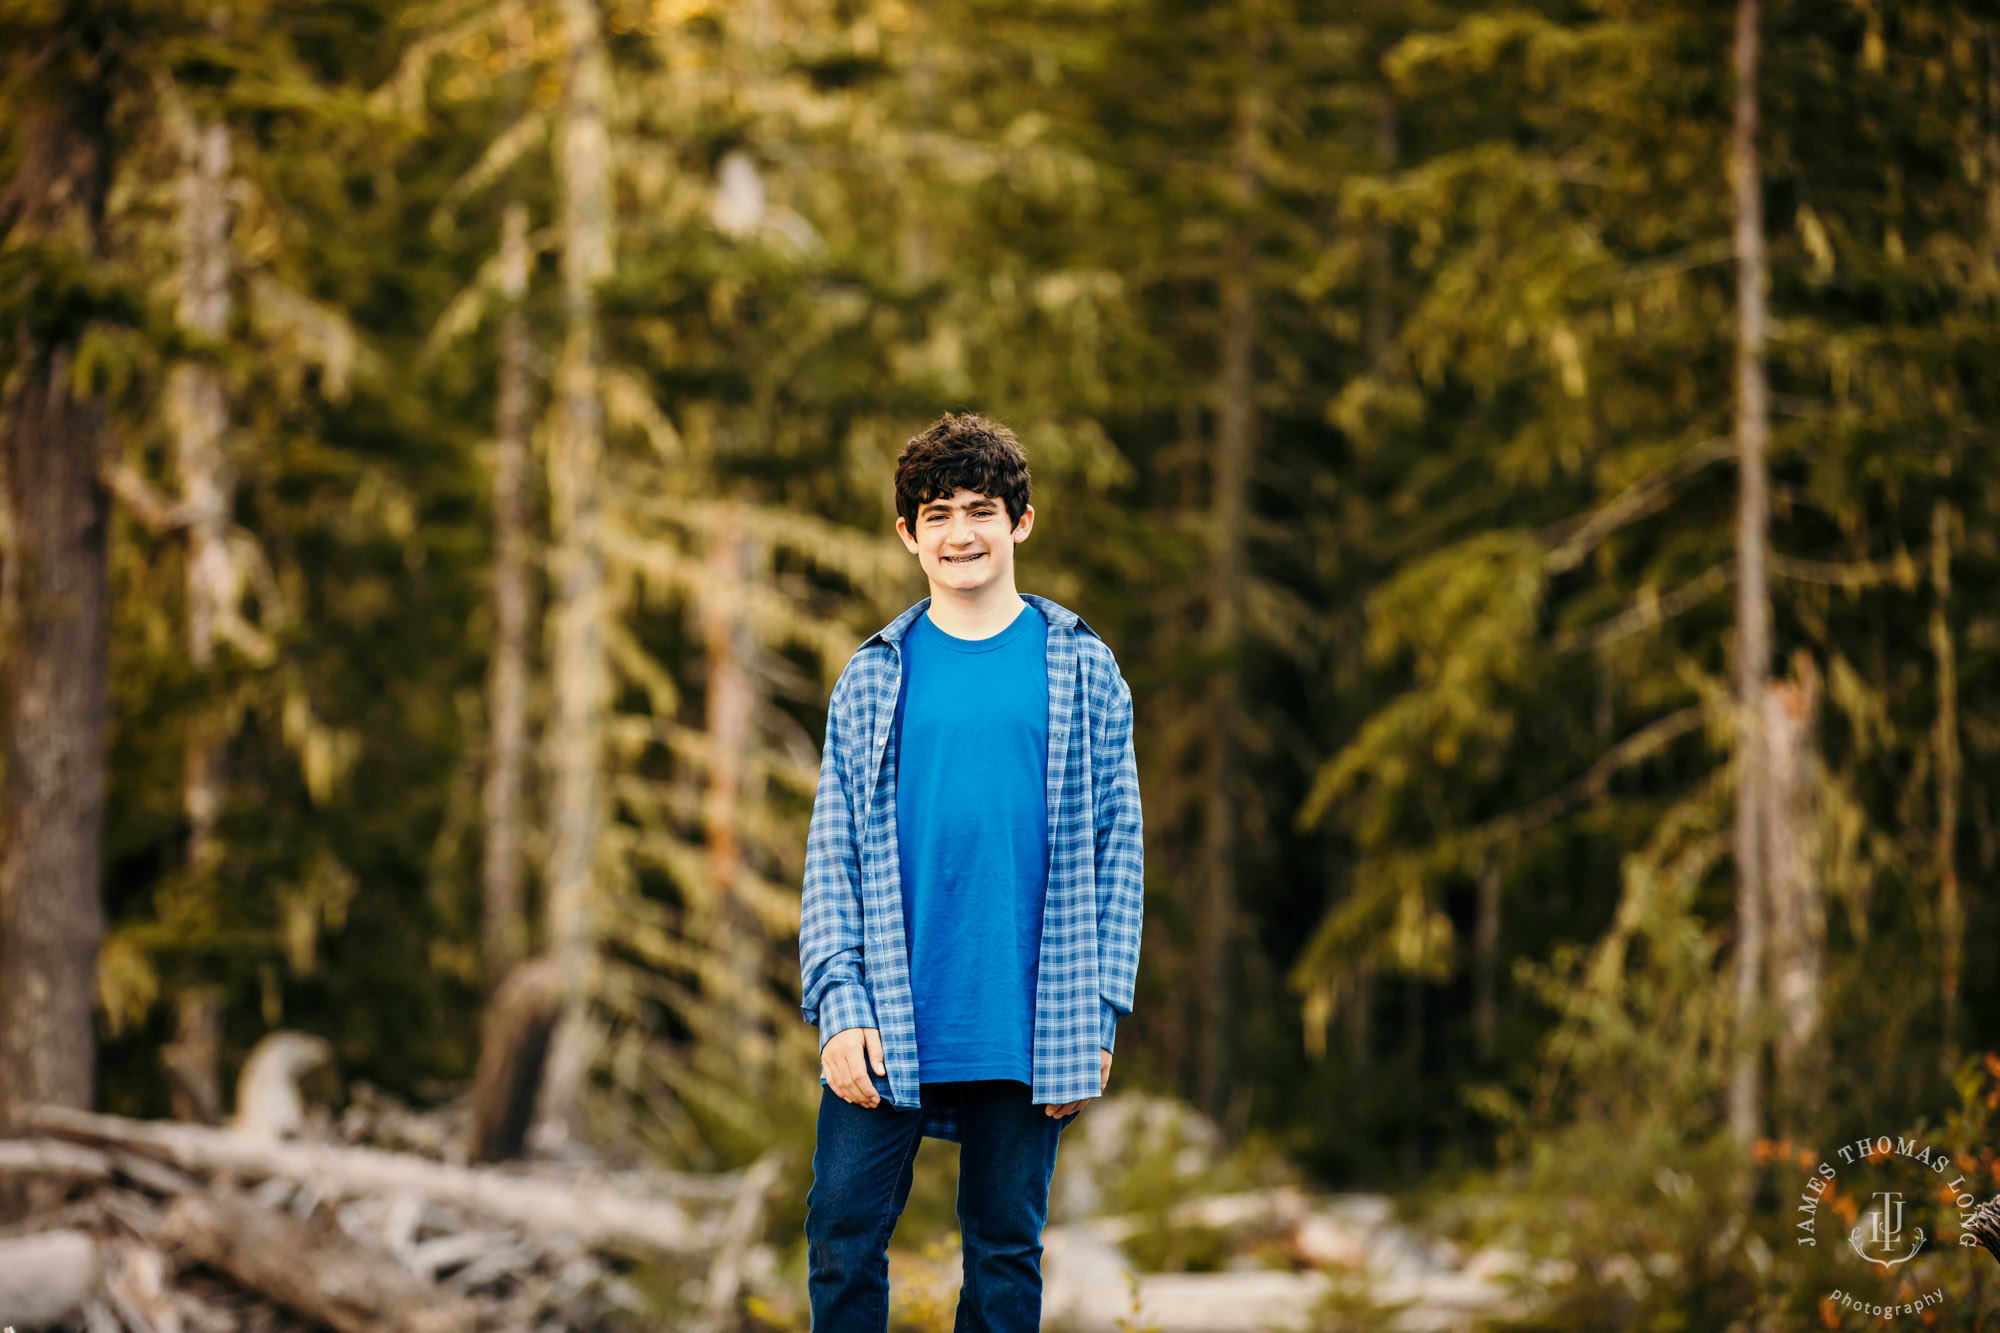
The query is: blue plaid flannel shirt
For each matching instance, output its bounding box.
[798,593,1144,1142]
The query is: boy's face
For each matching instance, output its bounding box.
[895,488,1034,594]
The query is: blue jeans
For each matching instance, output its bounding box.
[805,1078,1072,1333]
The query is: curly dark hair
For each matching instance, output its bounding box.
[894,413,1032,532]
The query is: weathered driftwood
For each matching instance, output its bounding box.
[160,1188,478,1333]
[6,1041,786,1333]
[0,1228,100,1326]
[0,1136,113,1180]
[98,1238,183,1333]
[29,1104,702,1254]
[694,1149,786,1333]
[0,1137,203,1209]
[230,1032,332,1141]
[1114,1186,1307,1241]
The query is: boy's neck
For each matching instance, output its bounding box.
[923,579,1027,641]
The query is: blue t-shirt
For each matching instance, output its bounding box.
[893,601,1051,1083]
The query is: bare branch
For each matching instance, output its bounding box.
[1544,436,1733,573]
[1554,563,1733,654]
[1769,547,1922,590]
[1476,706,1706,845]
[102,460,192,533]
[430,112,550,237]
[693,1149,787,1333]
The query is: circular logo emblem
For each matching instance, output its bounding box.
[1790,1132,1986,1321]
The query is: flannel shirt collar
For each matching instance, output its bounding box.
[861,592,1095,647]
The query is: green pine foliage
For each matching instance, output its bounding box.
[5,0,1997,1319]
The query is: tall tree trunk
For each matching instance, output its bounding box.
[1197,55,1260,1125]
[1763,665,1822,1126]
[899,38,934,289]
[700,525,765,1071]
[1726,0,1772,1151]
[1473,863,1499,1063]
[172,120,234,872]
[0,90,113,1129]
[1343,85,1393,1099]
[162,118,237,1127]
[533,0,613,1147]
[1984,26,1999,281]
[1346,961,1372,1080]
[1365,90,1397,365]
[483,202,535,989]
[1930,497,1960,1043]
[163,987,224,1124]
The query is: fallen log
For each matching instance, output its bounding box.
[1087,1186,1311,1245]
[694,1149,786,1333]
[160,1188,478,1333]
[98,1239,183,1333]
[0,1138,112,1181]
[28,1105,701,1255]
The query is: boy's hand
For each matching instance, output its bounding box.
[1046,1049,1113,1119]
[822,1027,887,1107]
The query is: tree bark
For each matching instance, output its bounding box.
[1725,0,1771,1151]
[163,989,224,1124]
[534,0,614,1146]
[700,524,766,1066]
[0,89,114,1134]
[702,527,753,906]
[691,1150,784,1333]
[163,121,237,1139]
[1984,25,1999,281]
[1346,962,1371,1083]
[172,120,235,871]
[466,957,558,1164]
[1473,863,1499,1063]
[159,1188,479,1333]
[1365,91,1397,364]
[482,201,535,988]
[1197,41,1260,1127]
[1929,497,1960,1042]
[1762,664,1821,1125]
[1341,88,1393,1095]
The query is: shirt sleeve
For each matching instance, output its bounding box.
[798,671,878,1049]
[1091,654,1143,1054]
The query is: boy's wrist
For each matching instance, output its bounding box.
[816,980,878,1050]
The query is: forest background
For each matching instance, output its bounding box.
[3,0,2000,1326]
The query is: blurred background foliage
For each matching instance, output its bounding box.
[4,0,1999,1324]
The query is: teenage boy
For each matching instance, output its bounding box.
[798,413,1144,1333]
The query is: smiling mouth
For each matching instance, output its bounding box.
[942,553,984,563]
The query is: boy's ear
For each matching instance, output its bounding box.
[1011,503,1035,542]
[895,515,920,554]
